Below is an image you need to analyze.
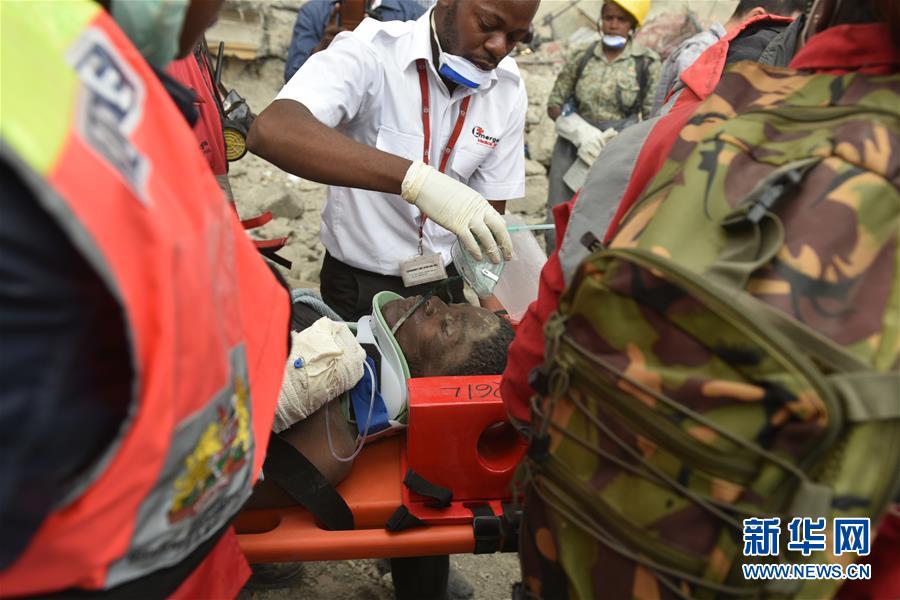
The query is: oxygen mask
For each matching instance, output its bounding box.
[451,238,504,298]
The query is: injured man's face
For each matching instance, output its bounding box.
[381,295,514,378]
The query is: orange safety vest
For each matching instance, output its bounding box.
[0,2,288,595]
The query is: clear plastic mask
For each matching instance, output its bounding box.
[451,238,504,298]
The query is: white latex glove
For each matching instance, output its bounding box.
[400,161,512,263]
[578,127,618,164]
[555,113,601,148]
[274,317,365,433]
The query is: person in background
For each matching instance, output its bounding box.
[250,0,538,322]
[284,0,431,83]
[544,0,660,248]
[649,0,806,116]
[0,0,291,597]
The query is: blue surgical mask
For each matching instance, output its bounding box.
[111,0,189,69]
[601,34,628,49]
[430,10,494,89]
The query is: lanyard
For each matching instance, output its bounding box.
[414,58,471,253]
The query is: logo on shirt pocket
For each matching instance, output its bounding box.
[472,126,499,149]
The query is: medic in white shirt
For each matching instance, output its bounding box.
[248,0,539,321]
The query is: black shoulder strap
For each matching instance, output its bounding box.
[617,53,651,118]
[574,41,601,85]
[635,54,650,99]
[263,434,355,531]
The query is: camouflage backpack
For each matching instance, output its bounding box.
[518,62,900,599]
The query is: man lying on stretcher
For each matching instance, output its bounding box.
[247,289,515,508]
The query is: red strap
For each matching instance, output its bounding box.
[240,211,273,229]
[416,60,432,165]
[439,95,470,173]
[414,58,472,242]
[415,59,471,173]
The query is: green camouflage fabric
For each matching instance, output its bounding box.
[547,40,661,123]
[519,62,900,599]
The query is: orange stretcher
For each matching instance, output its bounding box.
[235,375,526,562]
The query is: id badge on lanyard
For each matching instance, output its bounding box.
[399,59,472,288]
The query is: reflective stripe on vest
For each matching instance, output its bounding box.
[0,1,287,594]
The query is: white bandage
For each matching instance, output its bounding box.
[273,317,366,433]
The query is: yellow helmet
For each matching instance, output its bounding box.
[607,0,651,27]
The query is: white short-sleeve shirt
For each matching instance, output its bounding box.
[276,10,527,276]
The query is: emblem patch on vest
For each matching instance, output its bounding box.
[168,376,251,523]
[105,348,255,588]
[67,28,149,203]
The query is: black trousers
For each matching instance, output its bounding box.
[320,251,465,322]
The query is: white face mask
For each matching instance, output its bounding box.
[601,34,628,49]
[431,10,494,89]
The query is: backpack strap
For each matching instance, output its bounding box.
[707,159,819,291]
[634,54,651,109]
[574,41,601,87]
[616,53,651,119]
[831,373,900,422]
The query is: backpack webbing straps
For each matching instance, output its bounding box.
[574,41,601,95]
[830,372,900,422]
[616,54,651,118]
[263,434,355,531]
[709,159,819,290]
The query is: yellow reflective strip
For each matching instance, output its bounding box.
[1,0,100,173]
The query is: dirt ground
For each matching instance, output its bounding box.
[239,555,522,599]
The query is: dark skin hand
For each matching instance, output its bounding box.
[248,0,536,208]
[248,100,414,194]
[247,103,506,212]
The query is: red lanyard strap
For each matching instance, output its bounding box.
[415,59,471,174]
[414,59,472,250]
